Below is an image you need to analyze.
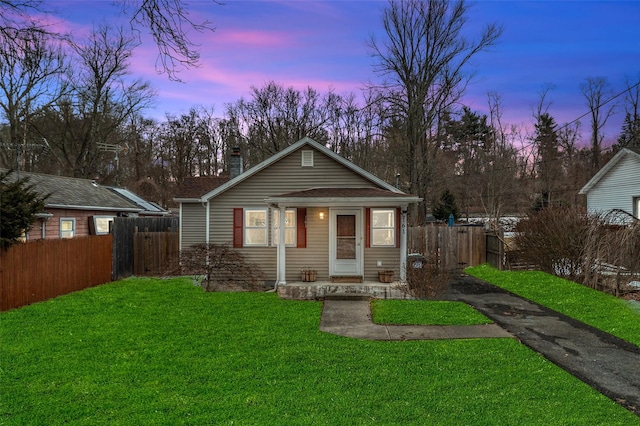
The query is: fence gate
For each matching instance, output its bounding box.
[133,229,180,276]
[408,225,498,271]
[112,216,179,279]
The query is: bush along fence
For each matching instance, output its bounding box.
[0,235,112,311]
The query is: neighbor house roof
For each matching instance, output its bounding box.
[2,169,141,213]
[174,176,230,201]
[107,187,169,216]
[579,148,640,194]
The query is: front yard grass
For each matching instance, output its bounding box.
[466,264,640,347]
[371,300,491,325]
[1,277,638,425]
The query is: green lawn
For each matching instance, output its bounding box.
[371,300,491,325]
[1,277,638,425]
[466,264,640,347]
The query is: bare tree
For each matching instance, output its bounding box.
[581,77,616,173]
[1,0,218,81]
[0,27,67,171]
[122,0,218,81]
[225,82,334,164]
[35,25,155,179]
[368,0,502,219]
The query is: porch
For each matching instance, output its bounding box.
[276,280,413,300]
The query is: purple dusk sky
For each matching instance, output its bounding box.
[52,0,640,146]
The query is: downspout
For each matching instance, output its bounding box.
[179,203,183,250]
[205,200,210,245]
[400,206,408,281]
[277,205,287,286]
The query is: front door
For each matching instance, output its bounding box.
[329,208,363,276]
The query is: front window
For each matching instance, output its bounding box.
[244,208,268,246]
[371,209,395,246]
[273,209,296,246]
[60,218,76,239]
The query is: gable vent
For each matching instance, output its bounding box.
[301,150,314,167]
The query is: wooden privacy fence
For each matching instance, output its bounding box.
[408,225,503,270]
[112,216,179,279]
[133,229,180,276]
[0,235,112,311]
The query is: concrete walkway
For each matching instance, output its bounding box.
[319,276,640,416]
[320,299,512,340]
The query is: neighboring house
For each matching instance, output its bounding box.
[579,147,640,222]
[174,137,422,286]
[1,169,168,241]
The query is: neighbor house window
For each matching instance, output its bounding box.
[244,208,268,246]
[371,209,395,246]
[60,218,76,239]
[272,208,296,246]
[91,216,114,235]
[634,197,640,219]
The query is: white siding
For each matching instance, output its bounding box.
[587,153,640,220]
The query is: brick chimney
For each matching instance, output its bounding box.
[230,147,243,179]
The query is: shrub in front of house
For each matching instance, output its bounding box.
[180,243,265,291]
[403,253,450,299]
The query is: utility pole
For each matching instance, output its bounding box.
[97,143,128,186]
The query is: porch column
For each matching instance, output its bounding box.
[277,205,287,286]
[205,201,210,244]
[400,207,408,281]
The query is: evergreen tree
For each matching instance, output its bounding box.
[534,113,560,207]
[0,170,47,250]
[432,189,459,222]
[616,112,640,149]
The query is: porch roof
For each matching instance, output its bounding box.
[265,187,422,207]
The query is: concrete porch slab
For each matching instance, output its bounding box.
[277,281,413,300]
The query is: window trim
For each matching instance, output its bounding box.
[370,208,396,247]
[272,208,297,247]
[243,207,268,246]
[60,217,76,239]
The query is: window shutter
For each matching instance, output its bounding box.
[396,207,401,248]
[365,208,371,248]
[233,208,243,248]
[297,208,307,248]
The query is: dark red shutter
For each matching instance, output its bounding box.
[297,208,307,248]
[365,208,371,248]
[396,207,401,248]
[233,208,243,248]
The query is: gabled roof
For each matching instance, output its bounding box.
[197,137,407,202]
[174,176,229,201]
[579,148,640,194]
[2,169,141,212]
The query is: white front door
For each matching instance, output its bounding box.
[329,208,363,276]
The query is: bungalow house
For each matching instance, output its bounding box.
[579,147,640,222]
[174,137,422,287]
[1,169,168,240]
